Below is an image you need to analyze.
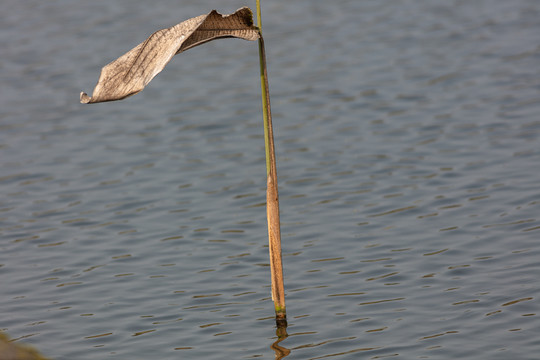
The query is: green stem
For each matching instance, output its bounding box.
[256,0,262,29]
[256,0,271,176]
[258,36,272,176]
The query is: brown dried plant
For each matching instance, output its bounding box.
[80,6,286,326]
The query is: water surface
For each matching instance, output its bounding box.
[1,0,539,359]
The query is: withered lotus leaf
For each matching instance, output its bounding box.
[81,7,259,104]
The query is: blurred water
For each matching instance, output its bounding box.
[1,0,539,359]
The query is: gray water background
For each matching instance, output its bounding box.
[1,0,539,358]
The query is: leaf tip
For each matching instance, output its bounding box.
[80,92,92,104]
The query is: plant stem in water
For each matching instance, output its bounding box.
[256,0,287,325]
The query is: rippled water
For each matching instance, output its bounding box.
[2,0,539,359]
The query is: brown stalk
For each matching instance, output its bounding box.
[257,34,286,324]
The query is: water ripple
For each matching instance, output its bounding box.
[2,0,540,359]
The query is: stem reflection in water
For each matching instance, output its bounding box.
[271,325,290,359]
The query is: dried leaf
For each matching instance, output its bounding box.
[80,7,259,104]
